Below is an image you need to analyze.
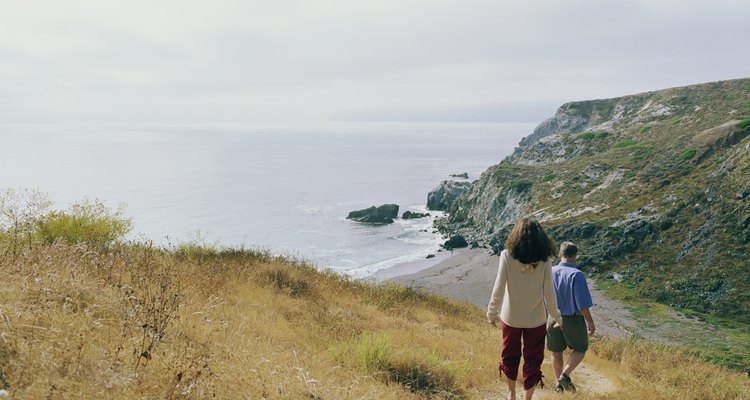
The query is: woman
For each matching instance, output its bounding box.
[487,217,562,400]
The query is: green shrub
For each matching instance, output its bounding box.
[632,147,654,161]
[737,119,750,130]
[614,140,638,148]
[35,199,131,245]
[176,242,219,259]
[390,351,462,395]
[577,132,596,140]
[678,149,696,161]
[639,126,651,134]
[543,172,555,182]
[596,131,610,138]
[354,335,463,396]
[509,179,532,193]
[260,269,310,297]
[176,230,220,259]
[357,334,392,372]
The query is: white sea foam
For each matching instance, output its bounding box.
[344,246,442,279]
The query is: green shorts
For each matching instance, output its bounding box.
[546,315,589,353]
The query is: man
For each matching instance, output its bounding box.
[546,241,595,393]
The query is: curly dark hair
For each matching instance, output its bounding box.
[504,217,556,266]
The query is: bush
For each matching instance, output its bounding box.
[737,119,750,130]
[260,269,311,297]
[614,139,638,148]
[678,149,696,161]
[35,199,131,245]
[176,230,220,259]
[356,334,392,372]
[632,147,655,161]
[389,351,462,396]
[176,242,219,259]
[509,179,532,193]
[576,132,596,140]
[543,172,555,182]
[597,131,610,138]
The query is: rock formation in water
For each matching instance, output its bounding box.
[347,204,399,224]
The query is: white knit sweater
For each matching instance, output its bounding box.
[487,249,563,328]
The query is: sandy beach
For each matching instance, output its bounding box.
[387,248,636,339]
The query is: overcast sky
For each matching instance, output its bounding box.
[1,0,749,124]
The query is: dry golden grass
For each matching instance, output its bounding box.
[0,240,748,399]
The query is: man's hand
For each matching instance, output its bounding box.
[490,320,498,327]
[581,308,595,337]
[587,322,596,337]
[552,321,563,329]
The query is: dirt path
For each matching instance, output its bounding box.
[470,360,617,399]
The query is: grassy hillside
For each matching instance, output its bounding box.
[0,239,748,399]
[440,78,750,324]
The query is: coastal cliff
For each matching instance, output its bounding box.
[437,78,750,320]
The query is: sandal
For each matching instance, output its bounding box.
[558,373,576,393]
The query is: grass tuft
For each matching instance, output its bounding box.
[356,333,392,372]
[678,149,697,161]
[614,139,638,148]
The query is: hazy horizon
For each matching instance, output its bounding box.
[2,1,749,124]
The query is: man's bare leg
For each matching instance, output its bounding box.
[551,351,564,382]
[562,350,586,377]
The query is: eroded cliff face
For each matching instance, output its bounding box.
[437,77,750,320]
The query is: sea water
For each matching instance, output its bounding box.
[0,122,533,278]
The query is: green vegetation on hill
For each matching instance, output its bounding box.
[0,189,132,248]
[438,78,750,327]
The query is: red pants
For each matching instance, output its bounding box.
[499,321,547,390]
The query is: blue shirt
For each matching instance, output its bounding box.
[552,262,593,316]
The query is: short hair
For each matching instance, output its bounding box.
[560,241,578,258]
[505,217,556,265]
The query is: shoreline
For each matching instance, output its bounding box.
[387,247,501,308]
[371,247,455,280]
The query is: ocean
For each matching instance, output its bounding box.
[0,122,534,278]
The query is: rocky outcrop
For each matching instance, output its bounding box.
[450,172,469,179]
[442,235,468,250]
[516,90,682,148]
[433,77,750,321]
[519,103,593,147]
[347,204,399,224]
[427,181,472,211]
[402,211,430,219]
